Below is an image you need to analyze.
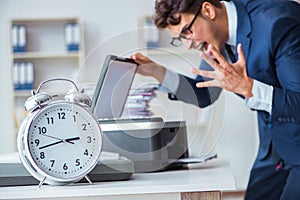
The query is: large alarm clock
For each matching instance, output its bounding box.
[17,78,102,186]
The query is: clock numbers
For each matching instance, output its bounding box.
[75,159,80,166]
[63,163,68,170]
[82,124,87,131]
[38,127,47,134]
[87,136,92,143]
[83,149,88,156]
[73,115,76,122]
[50,160,55,167]
[47,117,54,124]
[49,160,82,170]
[40,152,45,159]
[57,112,66,120]
[35,139,40,146]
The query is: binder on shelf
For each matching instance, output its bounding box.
[12,25,18,53]
[25,62,34,90]
[73,23,80,48]
[13,61,34,91]
[12,25,27,53]
[19,62,26,90]
[64,23,80,51]
[13,62,20,90]
[144,18,159,48]
[18,25,27,52]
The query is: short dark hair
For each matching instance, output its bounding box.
[153,0,222,29]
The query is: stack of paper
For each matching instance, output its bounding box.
[123,84,158,117]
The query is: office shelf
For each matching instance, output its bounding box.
[13,52,83,60]
[9,17,85,127]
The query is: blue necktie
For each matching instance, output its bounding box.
[225,44,236,63]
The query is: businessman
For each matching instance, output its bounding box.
[132,0,300,199]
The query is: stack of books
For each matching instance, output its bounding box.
[123,84,158,117]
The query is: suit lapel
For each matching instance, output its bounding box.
[233,0,252,60]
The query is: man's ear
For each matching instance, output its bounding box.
[201,2,216,20]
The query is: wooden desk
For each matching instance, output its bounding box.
[0,159,236,200]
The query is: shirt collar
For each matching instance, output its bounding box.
[223,1,237,46]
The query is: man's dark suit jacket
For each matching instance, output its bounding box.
[174,0,300,166]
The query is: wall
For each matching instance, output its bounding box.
[0,0,258,189]
[0,0,156,152]
[0,0,15,154]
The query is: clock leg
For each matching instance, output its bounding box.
[38,176,47,189]
[84,175,93,184]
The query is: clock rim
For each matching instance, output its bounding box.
[17,100,102,185]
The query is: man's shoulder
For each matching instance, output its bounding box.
[242,0,300,27]
[244,0,300,16]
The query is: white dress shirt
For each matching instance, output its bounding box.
[160,1,273,114]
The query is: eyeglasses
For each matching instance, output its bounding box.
[170,6,202,47]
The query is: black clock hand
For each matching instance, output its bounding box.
[39,137,80,149]
[39,140,63,150]
[64,137,80,143]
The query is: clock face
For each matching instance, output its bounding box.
[25,102,102,181]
